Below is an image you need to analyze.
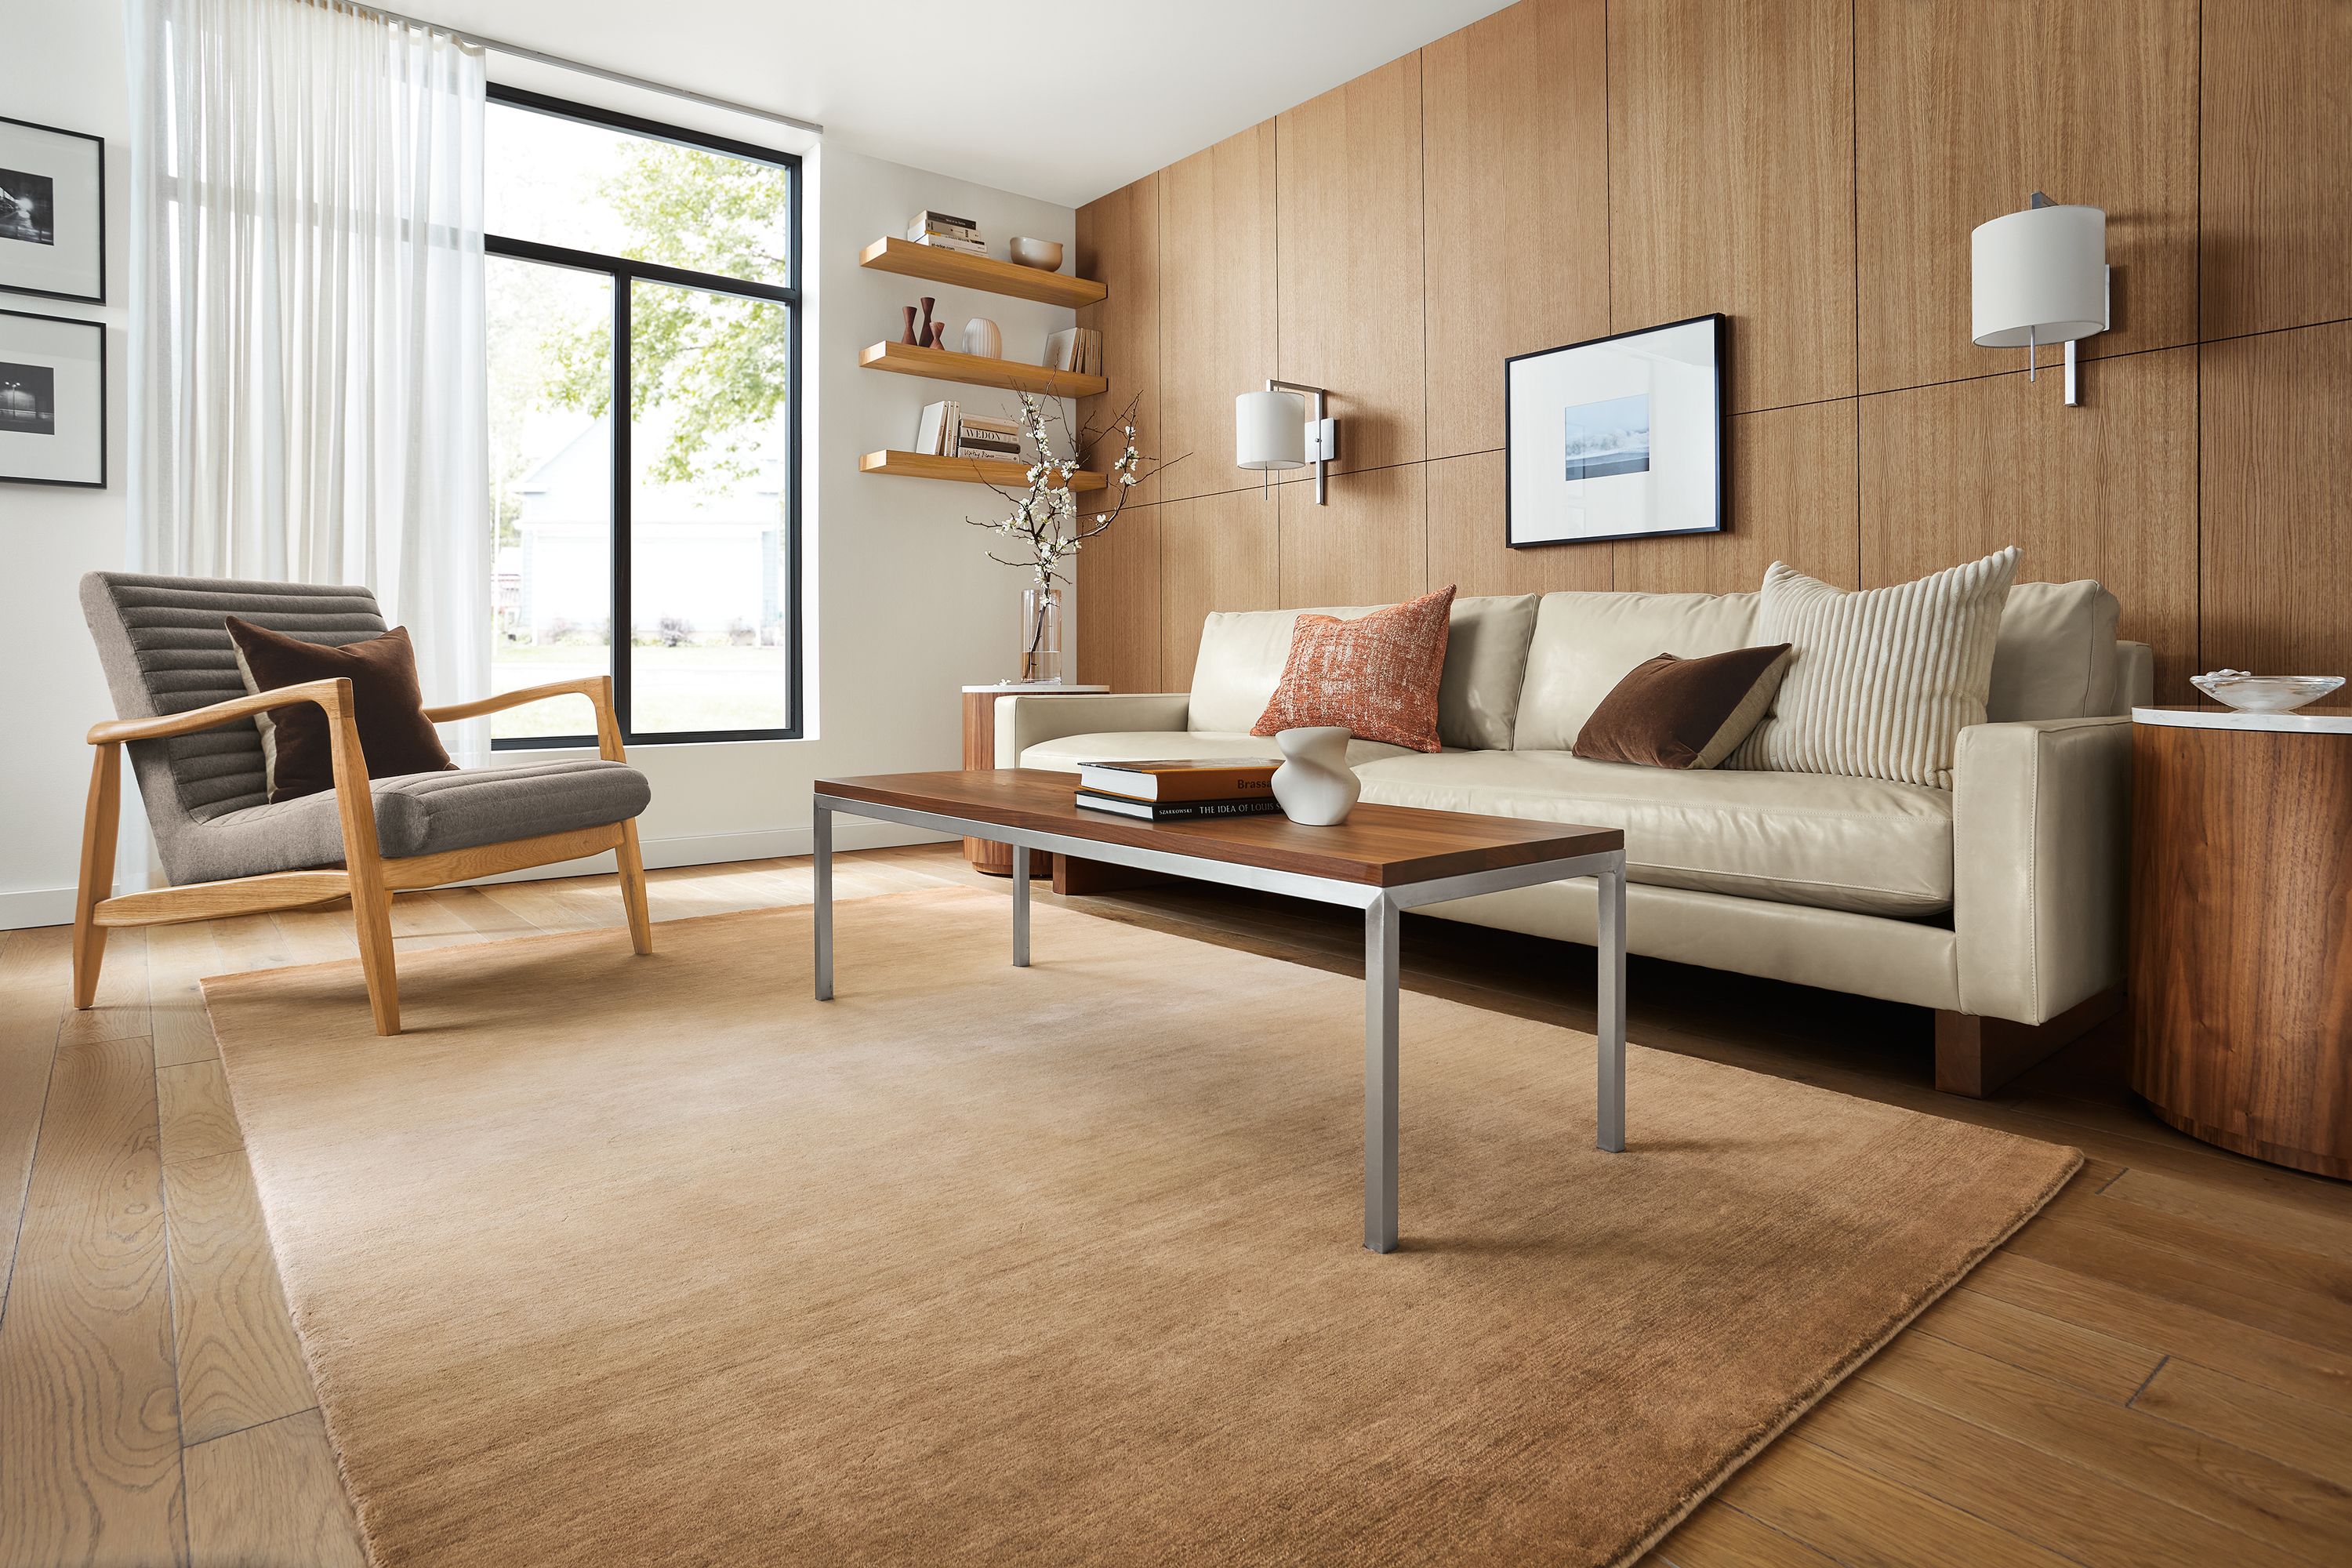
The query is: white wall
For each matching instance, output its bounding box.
[0,2,1077,926]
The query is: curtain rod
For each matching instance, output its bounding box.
[321,0,826,138]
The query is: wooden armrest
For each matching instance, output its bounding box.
[420,676,609,725]
[88,678,351,746]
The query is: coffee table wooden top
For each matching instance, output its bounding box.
[816,769,1621,887]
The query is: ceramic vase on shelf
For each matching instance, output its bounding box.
[1272,727,1359,826]
[1019,585,1063,684]
[917,296,936,348]
[900,305,920,345]
[961,318,1002,358]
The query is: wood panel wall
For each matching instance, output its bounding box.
[1073,0,2352,705]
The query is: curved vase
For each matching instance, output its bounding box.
[1271,727,1359,826]
[960,318,1002,358]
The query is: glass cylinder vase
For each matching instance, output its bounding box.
[1019,584,1063,684]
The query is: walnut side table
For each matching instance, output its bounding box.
[960,683,1107,877]
[2130,705,2352,1178]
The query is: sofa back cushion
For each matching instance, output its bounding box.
[1513,591,1761,751]
[1989,579,2121,720]
[1189,593,1540,749]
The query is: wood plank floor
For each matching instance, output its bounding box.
[2,844,2348,1567]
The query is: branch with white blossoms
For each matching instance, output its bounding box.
[965,391,1184,590]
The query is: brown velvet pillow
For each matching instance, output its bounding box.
[225,616,456,802]
[1573,644,1795,770]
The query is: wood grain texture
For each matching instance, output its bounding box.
[162,1149,315,1445]
[1157,122,1276,502]
[858,339,1107,399]
[1854,0,2199,393]
[858,449,1104,490]
[1425,451,1612,598]
[2133,1358,2352,1491]
[1276,53,1425,473]
[156,1061,243,1169]
[2200,0,2352,339]
[1607,0,1855,412]
[183,1408,365,1568]
[0,927,71,1309]
[1615,399,1859,594]
[2198,321,2352,679]
[1726,1433,2079,1568]
[958,691,1054,880]
[1860,347,2198,699]
[1278,460,1426,610]
[1421,0,1611,460]
[856,236,1106,308]
[2130,723,2352,1179]
[1913,1285,2165,1404]
[1160,488,1283,690]
[0,1036,185,1567]
[1075,173,1165,694]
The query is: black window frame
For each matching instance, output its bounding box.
[485,82,804,750]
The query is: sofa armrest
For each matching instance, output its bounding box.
[995,691,1192,766]
[1952,715,2132,1024]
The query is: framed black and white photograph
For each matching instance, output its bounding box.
[0,309,106,488]
[0,114,106,305]
[1504,313,1725,548]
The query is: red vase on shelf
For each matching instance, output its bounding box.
[899,305,919,346]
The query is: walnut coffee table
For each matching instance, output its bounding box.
[811,769,1628,1253]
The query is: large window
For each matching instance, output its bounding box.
[485,85,801,746]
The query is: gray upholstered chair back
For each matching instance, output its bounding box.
[80,572,389,882]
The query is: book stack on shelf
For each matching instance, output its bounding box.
[908,209,984,254]
[1043,328,1103,377]
[1073,758,1282,821]
[915,401,1028,460]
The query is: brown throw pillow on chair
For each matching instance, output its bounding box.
[224,616,456,802]
[1573,644,1795,770]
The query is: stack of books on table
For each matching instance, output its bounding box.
[908,209,985,254]
[1043,327,1103,376]
[1073,758,1282,821]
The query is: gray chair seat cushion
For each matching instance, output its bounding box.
[172,760,652,884]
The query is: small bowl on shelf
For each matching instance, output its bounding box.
[1009,237,1064,272]
[2190,670,2346,713]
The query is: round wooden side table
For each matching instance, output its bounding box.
[2130,705,2352,1178]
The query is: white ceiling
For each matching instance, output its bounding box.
[425,0,1519,208]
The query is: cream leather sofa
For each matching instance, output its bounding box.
[999,584,2150,1095]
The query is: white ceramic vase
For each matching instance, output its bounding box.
[960,318,1002,358]
[1271,727,1359,826]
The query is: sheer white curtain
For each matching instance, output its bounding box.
[125,0,490,748]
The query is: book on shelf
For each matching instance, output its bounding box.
[1076,758,1277,803]
[913,400,956,456]
[909,208,978,233]
[1073,790,1283,822]
[959,414,1022,434]
[1042,327,1104,376]
[909,233,986,254]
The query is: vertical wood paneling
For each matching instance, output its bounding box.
[1860,348,2200,699]
[1855,0,2199,394]
[1421,0,1611,460]
[1426,451,1612,597]
[1276,55,1428,474]
[1279,462,1427,609]
[1160,489,1283,691]
[1076,503,1161,691]
[1608,0,1856,412]
[2199,322,2352,678]
[1158,124,1276,502]
[1074,174,1163,690]
[2200,0,2352,339]
[1615,400,1860,593]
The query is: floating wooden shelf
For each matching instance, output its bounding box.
[860,449,1106,492]
[859,237,1107,308]
[859,340,1108,398]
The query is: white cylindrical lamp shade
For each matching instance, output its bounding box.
[1236,389,1308,470]
[1972,204,2107,347]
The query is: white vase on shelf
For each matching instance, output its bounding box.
[1271,727,1358,826]
[960,318,1002,358]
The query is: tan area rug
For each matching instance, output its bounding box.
[203,886,2078,1567]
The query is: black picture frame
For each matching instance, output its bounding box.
[0,307,107,489]
[0,114,107,306]
[1504,312,1726,550]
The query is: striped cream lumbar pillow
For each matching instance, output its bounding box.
[1732,547,2020,788]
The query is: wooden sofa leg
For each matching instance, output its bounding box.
[1934,986,2124,1097]
[616,819,655,956]
[71,742,122,1010]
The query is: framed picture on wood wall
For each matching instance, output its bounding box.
[0,114,106,305]
[1504,314,1725,548]
[0,309,107,488]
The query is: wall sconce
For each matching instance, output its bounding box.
[1236,379,1340,503]
[1972,193,2108,407]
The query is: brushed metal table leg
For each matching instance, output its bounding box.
[1011,844,1031,967]
[812,802,833,1002]
[1596,857,1626,1152]
[1365,891,1401,1253]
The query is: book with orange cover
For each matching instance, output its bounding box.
[1076,757,1278,803]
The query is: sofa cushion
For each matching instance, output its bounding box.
[1019,730,1418,773]
[1574,644,1794,769]
[169,760,652,884]
[1252,586,1454,751]
[1353,750,1954,916]
[1990,579,2121,720]
[1188,594,1541,749]
[1514,590,1762,752]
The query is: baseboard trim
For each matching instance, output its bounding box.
[0,821,952,931]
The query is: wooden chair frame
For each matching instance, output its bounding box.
[71,675,653,1036]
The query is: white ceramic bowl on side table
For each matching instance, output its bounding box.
[2190,670,2347,713]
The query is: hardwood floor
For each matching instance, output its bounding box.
[2,844,2348,1566]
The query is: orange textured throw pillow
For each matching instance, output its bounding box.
[1250,586,1456,753]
